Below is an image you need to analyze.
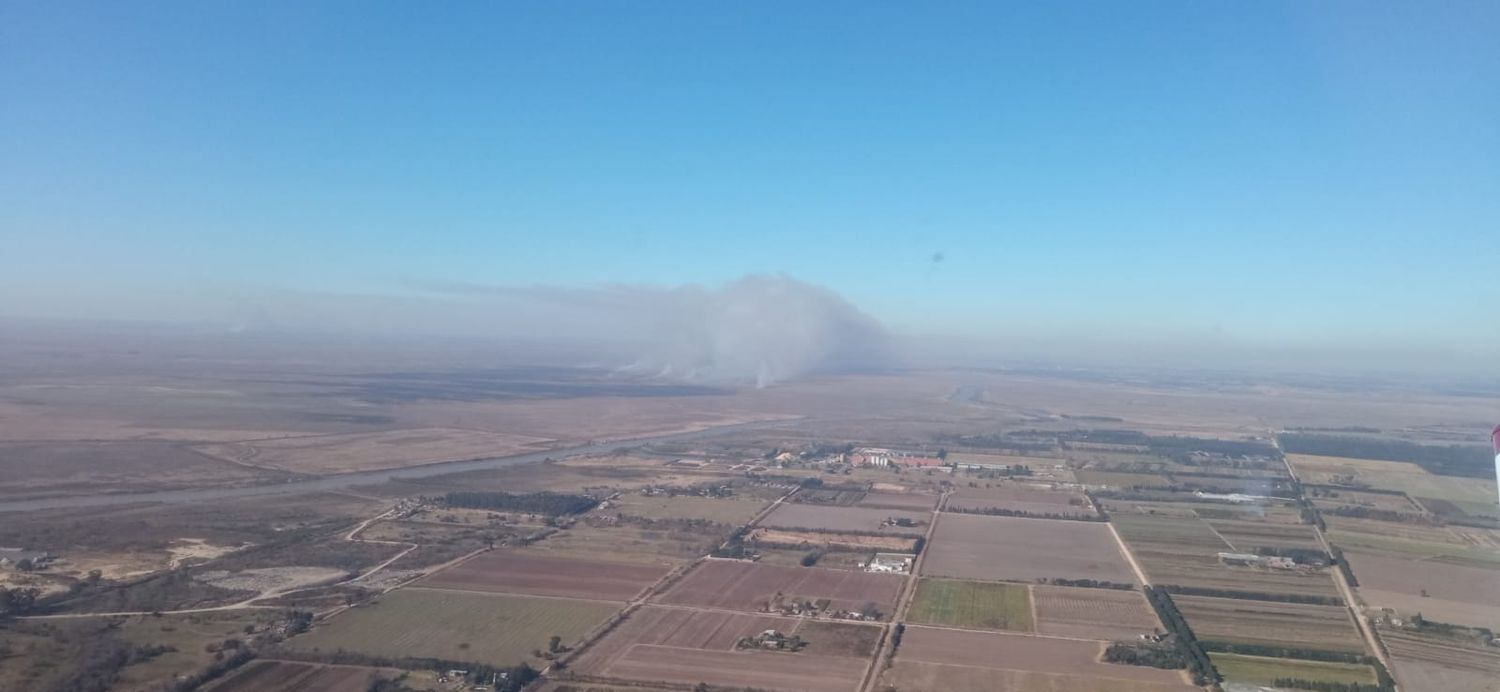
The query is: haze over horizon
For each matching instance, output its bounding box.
[3,2,1497,376]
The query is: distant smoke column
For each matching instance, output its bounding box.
[1493,425,1500,507]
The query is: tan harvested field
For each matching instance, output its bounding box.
[1174,594,1366,653]
[570,605,871,692]
[748,527,918,552]
[946,483,1093,517]
[1325,516,1500,566]
[206,661,390,692]
[286,589,617,666]
[1288,454,1499,507]
[1345,551,1500,628]
[885,626,1194,691]
[760,503,929,535]
[421,551,670,601]
[856,491,938,510]
[922,514,1136,584]
[0,440,273,499]
[1310,488,1422,513]
[194,427,554,474]
[1384,628,1500,692]
[607,494,769,524]
[656,560,902,616]
[1111,513,1341,598]
[1203,519,1324,551]
[1033,585,1160,641]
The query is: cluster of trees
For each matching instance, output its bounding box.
[1038,578,1133,591]
[946,506,1103,522]
[1142,586,1219,685]
[443,491,597,515]
[1103,641,1184,669]
[1278,433,1491,478]
[1157,584,1342,606]
[1196,641,1375,665]
[1329,546,1359,587]
[0,585,41,614]
[1254,546,1332,565]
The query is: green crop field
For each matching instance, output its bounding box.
[1211,653,1376,686]
[907,579,1034,632]
[285,588,619,666]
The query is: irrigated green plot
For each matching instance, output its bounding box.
[1211,653,1376,686]
[907,579,1033,632]
[285,588,619,666]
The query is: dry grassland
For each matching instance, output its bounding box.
[0,441,273,499]
[421,551,671,601]
[195,427,554,474]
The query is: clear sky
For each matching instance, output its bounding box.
[2,2,1497,371]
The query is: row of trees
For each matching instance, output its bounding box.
[1157,584,1342,606]
[945,506,1104,522]
[1278,433,1491,478]
[1142,586,1219,685]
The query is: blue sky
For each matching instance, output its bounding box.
[2,2,1497,370]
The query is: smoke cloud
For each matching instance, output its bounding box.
[402,274,891,387]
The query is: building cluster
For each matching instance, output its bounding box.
[848,447,945,469]
[1216,552,1301,571]
[737,629,805,651]
[864,553,914,574]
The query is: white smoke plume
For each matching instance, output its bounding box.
[402,274,891,387]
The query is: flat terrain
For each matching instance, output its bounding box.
[656,560,902,616]
[945,483,1093,517]
[922,513,1136,584]
[760,503,929,535]
[0,440,273,499]
[1344,551,1500,629]
[1111,513,1342,598]
[1174,594,1366,653]
[420,551,670,601]
[606,494,770,524]
[569,605,871,692]
[1384,628,1500,692]
[195,427,555,475]
[206,661,391,692]
[1032,585,1160,641]
[855,491,938,510]
[516,523,722,566]
[748,527,919,552]
[1210,653,1376,687]
[906,579,1034,632]
[286,589,618,665]
[1287,454,1499,508]
[883,626,1195,691]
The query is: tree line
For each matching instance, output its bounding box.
[1278,433,1491,478]
[1142,586,1219,685]
[1157,584,1342,606]
[944,506,1105,522]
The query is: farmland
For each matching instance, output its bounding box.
[945,483,1094,517]
[882,626,1195,691]
[855,491,937,511]
[907,579,1034,631]
[656,560,902,616]
[922,514,1136,584]
[285,589,618,665]
[1173,594,1367,654]
[1288,454,1499,507]
[206,661,394,692]
[1343,551,1500,628]
[747,527,919,552]
[1110,513,1342,598]
[568,606,871,692]
[1210,653,1377,687]
[420,551,670,601]
[1033,585,1160,641]
[1384,627,1500,692]
[606,494,769,524]
[760,503,929,535]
